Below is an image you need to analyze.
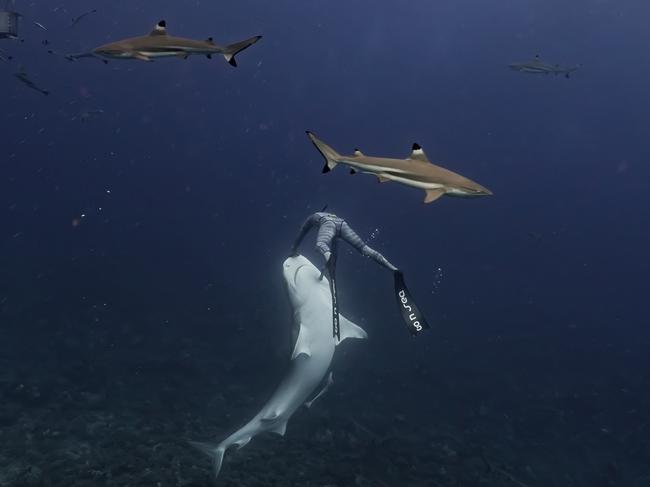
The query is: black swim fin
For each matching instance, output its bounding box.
[394,271,430,336]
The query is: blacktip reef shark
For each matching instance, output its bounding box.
[306,131,492,203]
[509,55,579,79]
[88,20,261,67]
[190,255,367,479]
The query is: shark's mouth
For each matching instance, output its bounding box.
[292,265,307,287]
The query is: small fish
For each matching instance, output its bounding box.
[14,67,49,96]
[33,21,47,31]
[70,8,97,28]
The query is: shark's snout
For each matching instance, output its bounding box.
[475,186,493,196]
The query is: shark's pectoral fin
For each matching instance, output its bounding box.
[132,52,153,62]
[424,188,445,203]
[305,372,334,408]
[337,315,367,343]
[377,174,391,183]
[291,324,312,359]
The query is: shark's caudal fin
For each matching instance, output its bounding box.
[223,35,262,67]
[306,131,342,173]
[189,441,227,479]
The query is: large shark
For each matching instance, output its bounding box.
[90,20,261,66]
[509,55,579,79]
[190,255,367,479]
[306,131,492,203]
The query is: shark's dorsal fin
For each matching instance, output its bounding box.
[149,20,167,36]
[291,324,312,359]
[353,148,364,157]
[337,315,367,344]
[409,143,430,162]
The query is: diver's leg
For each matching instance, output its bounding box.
[315,220,337,261]
[315,221,337,278]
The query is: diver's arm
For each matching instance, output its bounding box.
[340,221,398,272]
[361,245,398,272]
[290,213,318,256]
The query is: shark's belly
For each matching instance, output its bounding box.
[345,160,410,175]
[138,50,185,58]
[377,172,446,190]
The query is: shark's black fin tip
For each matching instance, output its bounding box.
[412,143,421,150]
[159,20,166,27]
[228,58,237,67]
[322,164,331,174]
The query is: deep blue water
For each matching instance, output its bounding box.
[1,1,649,486]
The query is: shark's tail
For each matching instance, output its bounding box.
[306,131,341,173]
[564,65,580,79]
[189,441,227,479]
[223,35,262,67]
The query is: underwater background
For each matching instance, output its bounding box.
[1,0,649,485]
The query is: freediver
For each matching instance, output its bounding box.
[290,210,398,275]
[290,210,428,337]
